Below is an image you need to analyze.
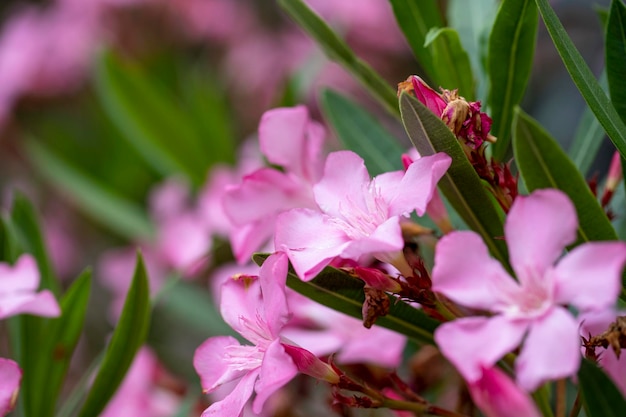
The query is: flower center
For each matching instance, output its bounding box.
[332,184,389,240]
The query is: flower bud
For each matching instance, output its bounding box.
[281,344,340,384]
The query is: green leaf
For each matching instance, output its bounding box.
[535,0,626,161]
[253,254,438,344]
[512,107,617,244]
[569,72,608,177]
[607,0,626,124]
[424,28,475,100]
[399,93,509,266]
[78,253,151,417]
[95,51,209,185]
[277,0,399,116]
[388,0,443,80]
[35,270,91,417]
[579,358,626,416]
[320,89,405,176]
[8,193,58,294]
[488,0,538,160]
[26,140,154,241]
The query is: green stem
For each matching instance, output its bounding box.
[568,392,582,417]
[556,379,566,417]
[56,352,104,417]
[381,398,471,417]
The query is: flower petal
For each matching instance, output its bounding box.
[505,190,577,282]
[0,254,39,293]
[341,217,404,260]
[468,366,541,417]
[0,290,60,319]
[552,241,626,310]
[515,307,580,391]
[258,106,324,181]
[219,276,263,339]
[0,358,21,417]
[252,339,298,413]
[435,316,527,382]
[201,369,259,417]
[432,231,518,310]
[275,208,350,280]
[194,336,247,393]
[384,152,451,217]
[259,253,290,337]
[313,151,370,218]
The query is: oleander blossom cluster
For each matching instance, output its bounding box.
[192,100,626,417]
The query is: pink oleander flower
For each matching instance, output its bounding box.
[194,253,339,417]
[223,106,325,263]
[468,366,541,417]
[0,254,60,319]
[0,358,21,417]
[433,189,626,391]
[275,150,451,280]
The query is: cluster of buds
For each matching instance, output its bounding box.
[398,76,518,212]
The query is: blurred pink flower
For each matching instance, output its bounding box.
[223,106,325,263]
[468,366,540,417]
[275,150,450,280]
[433,189,626,391]
[0,358,21,417]
[100,347,180,417]
[0,254,60,319]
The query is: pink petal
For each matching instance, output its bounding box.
[432,231,518,310]
[229,220,275,264]
[252,339,298,413]
[258,106,324,181]
[0,358,21,417]
[275,208,350,280]
[201,369,259,417]
[223,169,313,226]
[313,151,370,218]
[219,277,264,338]
[384,152,451,217]
[258,253,290,337]
[505,190,577,283]
[435,316,527,382]
[194,336,247,392]
[341,216,404,260]
[468,366,541,417]
[552,242,626,310]
[515,307,580,391]
[0,290,60,319]
[0,254,39,293]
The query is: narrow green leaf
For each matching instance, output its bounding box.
[512,107,617,244]
[569,72,608,177]
[607,0,626,124]
[535,0,626,160]
[253,253,438,344]
[488,0,538,160]
[424,28,475,100]
[388,0,442,80]
[26,140,154,241]
[278,0,399,116]
[399,93,509,266]
[579,359,626,416]
[320,89,405,176]
[95,52,209,185]
[36,270,91,417]
[78,253,151,417]
[8,193,58,294]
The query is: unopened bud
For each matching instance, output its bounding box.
[354,267,402,293]
[282,344,340,384]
